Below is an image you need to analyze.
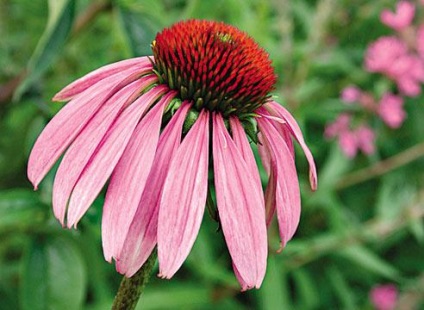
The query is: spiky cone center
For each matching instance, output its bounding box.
[152,19,277,117]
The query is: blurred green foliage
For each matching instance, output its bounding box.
[1,0,424,309]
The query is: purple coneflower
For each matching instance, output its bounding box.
[28,19,317,290]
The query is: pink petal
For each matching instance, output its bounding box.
[65,85,167,227]
[229,117,263,194]
[213,113,267,289]
[53,76,157,224]
[102,90,176,262]
[258,117,301,248]
[256,116,294,224]
[264,166,277,226]
[157,110,210,279]
[53,57,152,101]
[264,101,318,191]
[27,67,151,189]
[116,102,191,276]
[257,132,271,175]
[233,264,250,291]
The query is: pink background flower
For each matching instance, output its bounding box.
[365,36,407,73]
[356,125,376,155]
[341,85,361,103]
[370,284,398,310]
[378,93,406,128]
[380,1,415,31]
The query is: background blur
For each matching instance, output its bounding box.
[1,0,424,309]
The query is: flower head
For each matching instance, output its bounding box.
[365,36,424,97]
[380,1,415,31]
[365,36,408,74]
[325,113,351,139]
[378,93,406,128]
[341,85,361,103]
[338,129,358,158]
[152,20,276,117]
[370,284,398,310]
[27,19,317,290]
[326,115,376,158]
[356,125,376,155]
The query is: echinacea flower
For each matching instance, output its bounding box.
[28,19,317,290]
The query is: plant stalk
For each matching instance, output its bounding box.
[111,250,157,310]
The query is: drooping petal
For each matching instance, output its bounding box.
[229,117,263,194]
[257,114,294,166]
[233,264,250,292]
[277,123,295,157]
[157,110,210,279]
[53,57,152,101]
[257,131,278,226]
[27,67,151,189]
[116,102,191,276]
[102,90,175,262]
[264,165,277,226]
[213,113,267,289]
[257,112,295,156]
[258,117,301,248]
[65,85,167,227]
[264,101,318,191]
[53,76,157,224]
[257,132,271,175]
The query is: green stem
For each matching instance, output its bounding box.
[336,141,424,189]
[111,250,157,310]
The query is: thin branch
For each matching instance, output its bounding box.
[283,190,424,269]
[112,251,157,310]
[336,141,424,190]
[71,1,112,36]
[0,71,27,104]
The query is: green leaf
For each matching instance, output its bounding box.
[0,189,45,231]
[136,285,211,310]
[21,236,86,310]
[14,0,76,100]
[256,255,292,310]
[294,78,325,102]
[339,246,401,280]
[319,145,351,190]
[117,7,159,57]
[409,219,424,244]
[327,267,356,310]
[0,101,39,184]
[292,269,320,309]
[187,225,238,288]
[376,176,414,221]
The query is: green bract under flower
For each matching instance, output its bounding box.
[152,19,277,117]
